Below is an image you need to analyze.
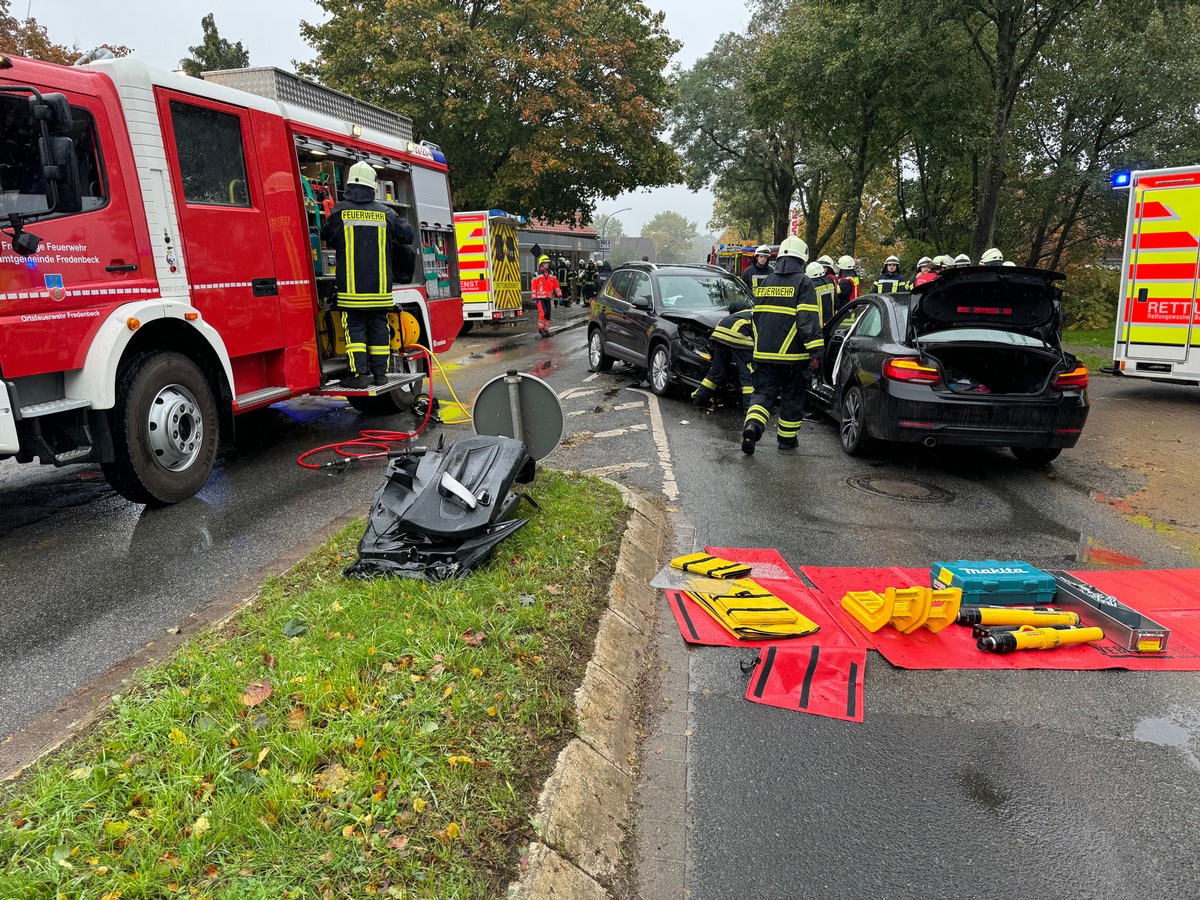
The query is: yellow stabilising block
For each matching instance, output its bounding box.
[686,580,819,641]
[841,586,962,634]
[671,552,752,579]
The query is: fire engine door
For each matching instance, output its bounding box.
[158,92,284,357]
[1121,185,1200,363]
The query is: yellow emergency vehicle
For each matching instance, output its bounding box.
[453,210,525,333]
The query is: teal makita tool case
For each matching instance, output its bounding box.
[930,560,1057,606]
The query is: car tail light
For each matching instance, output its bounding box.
[883,357,940,384]
[1054,366,1089,390]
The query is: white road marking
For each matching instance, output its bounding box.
[584,461,651,477]
[631,389,679,501]
[567,410,587,417]
[584,373,600,382]
[559,388,599,401]
[594,423,649,439]
[614,402,645,411]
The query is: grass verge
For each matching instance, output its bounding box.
[1,470,626,900]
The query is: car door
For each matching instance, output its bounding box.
[812,304,867,407]
[624,271,657,362]
[600,270,638,363]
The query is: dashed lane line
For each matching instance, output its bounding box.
[631,389,679,502]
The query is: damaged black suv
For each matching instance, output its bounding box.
[586,262,753,396]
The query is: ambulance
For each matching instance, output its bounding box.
[1113,165,1200,384]
[453,209,525,333]
[0,55,465,505]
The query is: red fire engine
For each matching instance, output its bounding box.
[0,56,464,505]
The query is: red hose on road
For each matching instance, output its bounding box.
[296,346,435,471]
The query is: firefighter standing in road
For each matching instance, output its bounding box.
[692,296,756,412]
[742,245,774,291]
[807,261,837,326]
[321,161,414,389]
[582,260,598,304]
[835,255,859,312]
[531,255,562,336]
[742,235,823,455]
[873,255,905,293]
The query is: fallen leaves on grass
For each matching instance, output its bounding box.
[461,630,486,647]
[241,680,273,707]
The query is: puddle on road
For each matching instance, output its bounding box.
[1133,715,1200,773]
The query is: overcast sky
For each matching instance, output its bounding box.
[31,0,743,238]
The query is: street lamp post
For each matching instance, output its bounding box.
[599,207,631,257]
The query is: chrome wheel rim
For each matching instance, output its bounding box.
[841,390,861,449]
[589,332,602,367]
[147,383,203,471]
[651,349,669,392]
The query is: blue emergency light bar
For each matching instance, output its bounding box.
[1112,171,1132,189]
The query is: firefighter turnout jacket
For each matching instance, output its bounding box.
[811,274,837,326]
[751,256,824,363]
[321,197,414,308]
[742,261,774,291]
[712,308,754,349]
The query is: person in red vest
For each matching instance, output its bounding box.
[531,255,562,337]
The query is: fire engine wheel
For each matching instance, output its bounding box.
[1011,446,1061,466]
[347,389,415,415]
[101,352,219,506]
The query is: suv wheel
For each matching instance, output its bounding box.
[649,343,673,396]
[588,328,614,372]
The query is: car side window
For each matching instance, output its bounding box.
[831,306,861,338]
[856,306,883,338]
[607,270,632,302]
[628,272,653,306]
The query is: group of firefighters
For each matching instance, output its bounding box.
[695,240,1011,455]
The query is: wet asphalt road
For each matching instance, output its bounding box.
[4,314,1200,898]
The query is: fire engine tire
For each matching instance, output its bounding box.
[839,384,873,456]
[588,328,614,372]
[1011,446,1061,466]
[101,352,219,506]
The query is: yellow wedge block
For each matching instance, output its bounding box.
[841,586,963,634]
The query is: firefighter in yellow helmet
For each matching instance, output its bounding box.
[742,235,823,455]
[321,161,415,388]
[531,255,562,336]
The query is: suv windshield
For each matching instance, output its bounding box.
[658,273,750,310]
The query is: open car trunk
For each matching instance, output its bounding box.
[921,342,1066,396]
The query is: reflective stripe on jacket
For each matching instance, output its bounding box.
[750,256,824,363]
[531,273,561,299]
[321,199,412,308]
[711,309,754,348]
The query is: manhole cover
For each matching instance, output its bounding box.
[845,476,955,503]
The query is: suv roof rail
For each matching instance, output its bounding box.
[625,260,657,270]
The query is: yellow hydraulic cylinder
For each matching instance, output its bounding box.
[957,606,1080,628]
[977,625,1104,653]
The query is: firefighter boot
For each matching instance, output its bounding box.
[373,373,389,386]
[692,386,713,409]
[741,423,762,456]
[778,436,799,451]
[343,373,371,389]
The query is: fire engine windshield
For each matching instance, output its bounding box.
[0,93,105,221]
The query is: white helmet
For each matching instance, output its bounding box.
[817,254,838,273]
[755,245,771,256]
[954,253,972,266]
[981,247,1004,265]
[917,256,933,268]
[347,161,378,190]
[778,235,809,261]
[805,262,824,278]
[933,254,953,268]
[1002,260,1017,267]
[837,255,856,271]
[885,255,900,265]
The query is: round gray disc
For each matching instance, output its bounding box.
[472,371,565,461]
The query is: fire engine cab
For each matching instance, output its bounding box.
[0,55,464,505]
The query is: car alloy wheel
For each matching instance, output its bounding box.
[649,344,672,396]
[839,384,871,455]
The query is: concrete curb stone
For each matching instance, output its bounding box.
[508,482,667,898]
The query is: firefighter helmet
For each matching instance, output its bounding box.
[1002,260,1017,267]
[917,256,933,268]
[817,254,838,272]
[981,247,1004,265]
[755,245,771,256]
[538,255,551,267]
[884,255,900,265]
[347,161,378,189]
[932,255,952,268]
[778,235,809,261]
[954,253,972,266]
[837,255,855,271]
[805,262,824,278]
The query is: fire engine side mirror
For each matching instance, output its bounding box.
[29,91,73,134]
[12,230,40,256]
[38,134,82,214]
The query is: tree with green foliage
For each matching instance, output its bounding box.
[180,13,249,77]
[300,0,681,223]
[642,210,698,264]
